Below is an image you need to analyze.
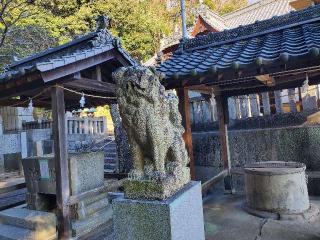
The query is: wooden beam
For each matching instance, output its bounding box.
[188,85,213,95]
[176,88,196,180]
[215,92,233,193]
[64,77,116,94]
[41,51,115,82]
[0,80,44,101]
[51,86,71,239]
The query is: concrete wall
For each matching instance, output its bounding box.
[192,126,320,195]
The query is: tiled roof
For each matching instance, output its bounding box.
[223,0,294,29]
[0,29,137,84]
[194,5,227,31]
[158,5,320,80]
[157,0,293,55]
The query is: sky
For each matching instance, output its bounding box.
[248,0,259,3]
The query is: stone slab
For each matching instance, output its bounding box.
[0,223,57,240]
[0,208,56,240]
[72,206,113,238]
[113,181,205,240]
[0,208,56,231]
[69,151,105,195]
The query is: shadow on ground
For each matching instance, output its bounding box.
[203,190,320,240]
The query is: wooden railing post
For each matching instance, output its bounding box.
[51,86,71,239]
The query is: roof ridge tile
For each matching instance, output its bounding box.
[182,4,320,52]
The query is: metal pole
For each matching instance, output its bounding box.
[180,0,187,40]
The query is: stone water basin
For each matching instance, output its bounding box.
[243,161,317,219]
[22,151,105,210]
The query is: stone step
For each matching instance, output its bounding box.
[105,158,116,163]
[104,164,116,170]
[105,153,117,157]
[105,150,117,155]
[0,224,35,240]
[77,192,109,207]
[105,149,116,154]
[71,197,110,221]
[104,169,115,174]
[105,143,116,148]
[71,206,113,238]
[105,144,116,148]
[0,223,57,240]
[105,157,116,162]
[0,208,56,232]
[105,148,116,152]
[105,160,116,165]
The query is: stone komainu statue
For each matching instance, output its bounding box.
[113,66,190,200]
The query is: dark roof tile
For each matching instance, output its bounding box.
[0,29,137,84]
[158,5,320,80]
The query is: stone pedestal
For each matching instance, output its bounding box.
[113,181,205,240]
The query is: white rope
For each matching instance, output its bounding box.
[8,88,49,108]
[56,85,117,100]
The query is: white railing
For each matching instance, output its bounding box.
[67,117,106,135]
[22,117,107,135]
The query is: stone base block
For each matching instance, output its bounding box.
[124,167,190,200]
[113,181,205,240]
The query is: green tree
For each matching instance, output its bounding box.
[0,25,57,68]
[0,0,39,47]
[0,0,247,69]
[203,0,247,15]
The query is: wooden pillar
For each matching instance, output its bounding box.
[176,88,195,180]
[51,86,71,239]
[215,93,233,193]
